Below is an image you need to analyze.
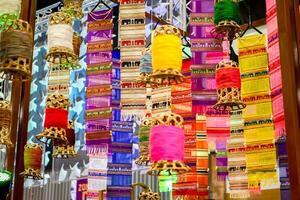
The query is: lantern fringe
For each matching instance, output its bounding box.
[147,160,191,176]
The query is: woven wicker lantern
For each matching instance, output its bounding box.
[20,143,43,179]
[0,20,33,80]
[63,0,84,19]
[36,94,69,143]
[52,121,77,158]
[210,0,241,40]
[0,101,13,147]
[46,12,77,65]
[150,25,184,85]
[148,112,190,176]
[214,60,245,111]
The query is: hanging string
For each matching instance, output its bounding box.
[214,0,241,25]
[48,24,74,50]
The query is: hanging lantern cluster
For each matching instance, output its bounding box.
[20,143,43,180]
[150,25,184,85]
[211,0,241,40]
[135,117,152,166]
[0,101,12,147]
[62,0,84,19]
[0,0,21,30]
[148,112,190,176]
[36,94,69,143]
[0,20,33,80]
[214,60,245,111]
[52,121,77,158]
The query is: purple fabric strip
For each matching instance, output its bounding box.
[190,25,214,39]
[86,73,112,86]
[87,52,112,65]
[87,30,112,43]
[190,0,214,13]
[216,157,228,166]
[277,142,287,155]
[192,77,216,90]
[88,10,113,21]
[86,96,112,110]
[86,119,112,133]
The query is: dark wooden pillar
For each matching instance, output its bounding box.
[6,0,36,199]
[276,0,300,199]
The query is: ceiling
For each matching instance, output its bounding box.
[36,0,267,26]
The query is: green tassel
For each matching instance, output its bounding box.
[214,0,241,25]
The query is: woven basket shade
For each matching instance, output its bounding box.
[0,20,33,80]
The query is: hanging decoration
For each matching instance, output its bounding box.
[20,143,43,179]
[36,94,69,143]
[132,183,160,200]
[0,100,12,147]
[227,110,250,199]
[46,11,77,65]
[148,112,190,176]
[214,60,245,111]
[211,0,241,40]
[0,19,33,80]
[52,121,77,158]
[119,0,146,120]
[238,34,279,193]
[0,0,21,30]
[266,0,290,196]
[150,25,183,85]
[62,0,84,19]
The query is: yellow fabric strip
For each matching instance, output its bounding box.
[241,76,270,96]
[244,126,275,144]
[237,34,267,49]
[239,53,269,73]
[242,101,273,120]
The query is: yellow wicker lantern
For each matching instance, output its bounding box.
[0,20,33,80]
[46,12,77,65]
[0,101,13,147]
[150,25,183,85]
